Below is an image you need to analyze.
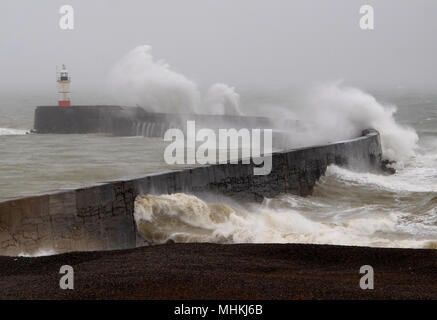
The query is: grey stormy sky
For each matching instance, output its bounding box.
[0,0,436,93]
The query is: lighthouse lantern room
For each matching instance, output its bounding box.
[57,64,71,107]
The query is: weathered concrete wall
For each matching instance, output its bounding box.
[0,130,382,256]
[134,129,382,200]
[0,182,137,256]
[34,105,284,137]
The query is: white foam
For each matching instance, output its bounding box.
[18,249,57,257]
[134,193,436,249]
[326,165,437,193]
[0,128,28,136]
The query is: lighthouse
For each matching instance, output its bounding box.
[57,64,71,107]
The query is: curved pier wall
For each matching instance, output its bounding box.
[0,130,382,256]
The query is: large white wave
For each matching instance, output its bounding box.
[108,45,242,115]
[108,47,418,162]
[134,193,436,249]
[283,83,419,162]
[108,45,202,114]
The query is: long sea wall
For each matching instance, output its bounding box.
[0,127,382,256]
[34,105,284,137]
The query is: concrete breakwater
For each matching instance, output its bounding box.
[0,121,383,256]
[34,105,288,137]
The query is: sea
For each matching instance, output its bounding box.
[1,86,436,249]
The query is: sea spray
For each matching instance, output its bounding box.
[233,83,418,162]
[108,45,243,115]
[293,83,419,162]
[108,47,418,162]
[108,45,202,114]
[205,83,242,115]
